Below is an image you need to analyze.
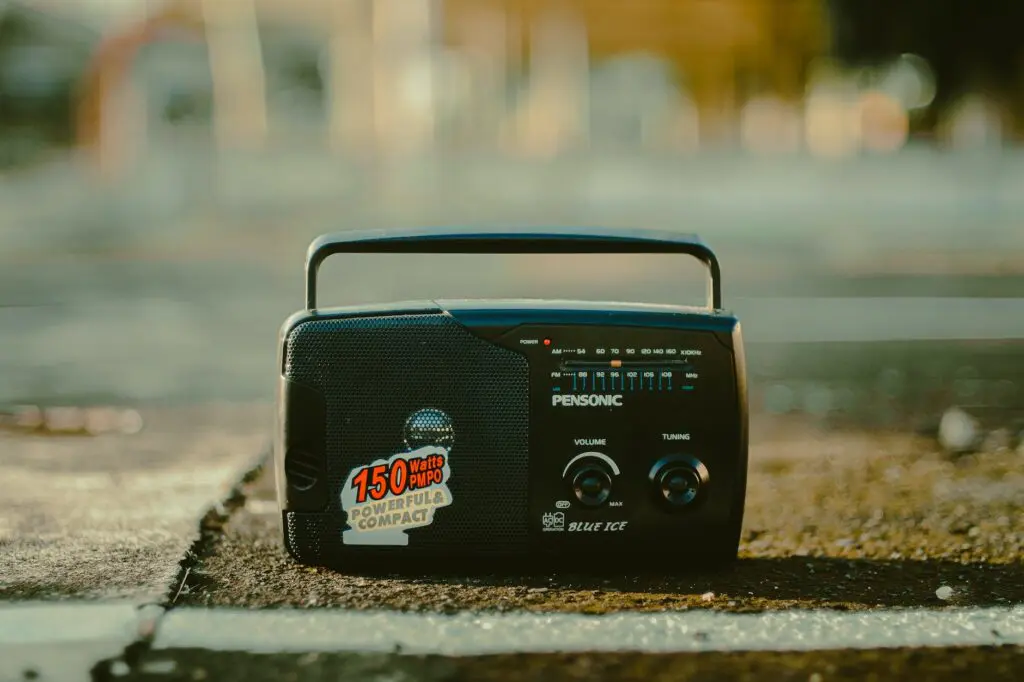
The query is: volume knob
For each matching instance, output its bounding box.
[571,464,613,507]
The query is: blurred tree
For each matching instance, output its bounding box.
[0,1,96,167]
[75,0,439,170]
[826,0,1024,139]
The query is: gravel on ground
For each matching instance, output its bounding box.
[176,416,1023,613]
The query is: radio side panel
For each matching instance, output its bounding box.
[277,312,531,565]
[725,319,749,559]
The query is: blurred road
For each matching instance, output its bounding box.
[2,149,1024,408]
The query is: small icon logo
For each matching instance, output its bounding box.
[541,511,565,531]
[555,500,570,509]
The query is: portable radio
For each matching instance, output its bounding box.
[275,227,747,572]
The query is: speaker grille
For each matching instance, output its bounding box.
[285,313,530,551]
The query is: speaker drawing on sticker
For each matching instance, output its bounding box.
[340,409,454,546]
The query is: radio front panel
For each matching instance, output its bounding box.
[491,323,744,553]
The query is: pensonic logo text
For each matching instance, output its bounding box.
[552,394,624,407]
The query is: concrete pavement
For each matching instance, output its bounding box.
[146,605,1024,655]
[1,149,1023,680]
[0,404,269,680]
[0,602,154,682]
[0,403,270,602]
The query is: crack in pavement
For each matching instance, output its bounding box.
[0,404,273,682]
[83,457,273,681]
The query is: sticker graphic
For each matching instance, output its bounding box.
[340,445,453,546]
[541,511,565,532]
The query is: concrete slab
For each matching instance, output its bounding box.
[150,605,1024,655]
[0,602,147,682]
[0,404,270,602]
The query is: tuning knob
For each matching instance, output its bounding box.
[649,455,709,510]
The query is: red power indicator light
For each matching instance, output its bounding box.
[543,338,552,346]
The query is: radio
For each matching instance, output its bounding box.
[275,227,748,573]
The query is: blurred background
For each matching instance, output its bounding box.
[1,0,1023,430]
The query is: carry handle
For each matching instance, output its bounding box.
[305,227,723,311]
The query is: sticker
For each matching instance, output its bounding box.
[340,445,452,546]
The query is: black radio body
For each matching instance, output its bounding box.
[275,228,748,573]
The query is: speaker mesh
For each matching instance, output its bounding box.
[285,313,530,551]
